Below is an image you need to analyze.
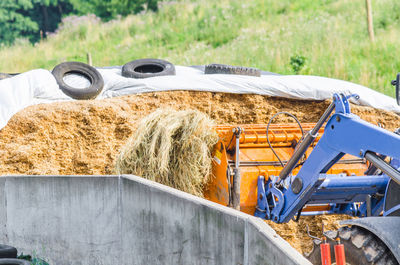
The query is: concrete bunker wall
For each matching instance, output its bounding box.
[0,175,310,265]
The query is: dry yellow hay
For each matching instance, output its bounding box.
[115,108,218,197]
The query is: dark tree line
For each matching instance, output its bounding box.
[0,0,160,45]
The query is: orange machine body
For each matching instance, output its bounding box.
[204,123,368,215]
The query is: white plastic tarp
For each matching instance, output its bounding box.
[0,65,399,130]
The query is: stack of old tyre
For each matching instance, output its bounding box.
[0,244,30,264]
[49,59,263,100]
[2,59,263,100]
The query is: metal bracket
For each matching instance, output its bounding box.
[331,203,359,216]
[254,175,270,219]
[333,93,359,114]
[270,184,285,222]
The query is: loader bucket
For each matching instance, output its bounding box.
[204,123,368,215]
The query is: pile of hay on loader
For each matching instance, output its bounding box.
[0,91,398,253]
[115,108,218,197]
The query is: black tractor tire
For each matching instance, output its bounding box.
[52,61,104,100]
[0,244,17,259]
[204,63,261,77]
[305,226,398,265]
[122,58,175,79]
[0,259,30,265]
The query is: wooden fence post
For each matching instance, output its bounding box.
[87,52,93,66]
[365,0,375,42]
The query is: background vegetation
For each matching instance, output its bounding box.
[0,0,159,45]
[0,0,399,96]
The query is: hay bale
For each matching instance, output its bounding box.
[115,108,218,197]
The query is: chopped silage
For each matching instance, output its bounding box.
[1,91,399,253]
[115,108,218,197]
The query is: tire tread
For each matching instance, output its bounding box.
[204,63,261,77]
[305,226,399,265]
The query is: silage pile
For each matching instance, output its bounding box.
[0,90,399,253]
[115,109,218,197]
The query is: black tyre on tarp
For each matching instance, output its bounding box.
[204,63,261,77]
[0,244,17,259]
[122,58,175,79]
[0,259,30,265]
[305,226,398,265]
[52,61,104,100]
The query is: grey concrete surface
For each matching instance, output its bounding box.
[0,175,311,265]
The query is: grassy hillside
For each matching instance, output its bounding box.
[1,0,400,96]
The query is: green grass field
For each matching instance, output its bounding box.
[1,0,400,96]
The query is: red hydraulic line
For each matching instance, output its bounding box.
[320,237,332,265]
[334,238,346,265]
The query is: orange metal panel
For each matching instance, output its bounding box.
[205,123,368,216]
[303,205,332,212]
[204,141,230,205]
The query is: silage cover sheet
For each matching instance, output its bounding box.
[0,65,399,130]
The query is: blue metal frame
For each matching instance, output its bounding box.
[255,93,400,223]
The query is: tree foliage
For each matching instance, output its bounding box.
[27,0,74,42]
[0,0,38,45]
[0,0,162,45]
